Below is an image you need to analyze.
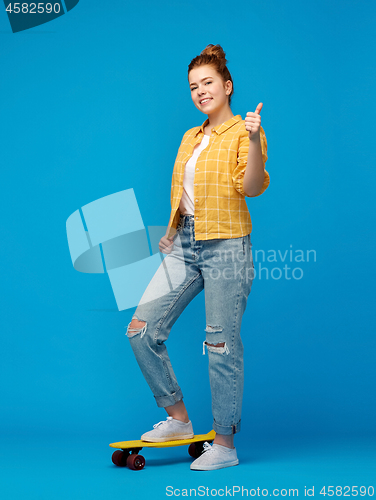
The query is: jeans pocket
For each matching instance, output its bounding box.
[172,222,184,244]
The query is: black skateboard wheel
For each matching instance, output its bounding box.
[188,442,205,459]
[127,453,145,470]
[112,450,129,467]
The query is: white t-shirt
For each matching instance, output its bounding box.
[179,134,210,215]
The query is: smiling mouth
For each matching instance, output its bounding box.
[200,98,212,105]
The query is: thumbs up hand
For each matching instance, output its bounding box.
[245,102,263,140]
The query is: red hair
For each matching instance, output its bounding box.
[188,44,234,105]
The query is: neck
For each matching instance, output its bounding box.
[206,106,234,130]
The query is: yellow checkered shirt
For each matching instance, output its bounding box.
[167,114,269,241]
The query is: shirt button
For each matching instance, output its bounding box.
[196,217,198,220]
[195,199,198,202]
[194,183,197,186]
[196,168,199,171]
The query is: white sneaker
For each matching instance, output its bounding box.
[141,416,194,442]
[190,442,239,470]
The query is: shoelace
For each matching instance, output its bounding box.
[202,441,213,453]
[153,416,174,429]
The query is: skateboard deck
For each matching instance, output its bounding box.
[110,430,216,470]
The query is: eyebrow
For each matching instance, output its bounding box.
[189,77,212,87]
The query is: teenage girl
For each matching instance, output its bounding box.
[126,44,269,471]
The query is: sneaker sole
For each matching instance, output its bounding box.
[141,433,194,443]
[190,459,239,471]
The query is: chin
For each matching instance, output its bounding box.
[196,105,208,114]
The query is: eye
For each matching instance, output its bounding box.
[190,81,212,91]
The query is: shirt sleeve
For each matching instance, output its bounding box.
[232,125,270,197]
[167,129,192,235]
[170,130,189,196]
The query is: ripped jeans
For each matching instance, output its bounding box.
[126,214,254,435]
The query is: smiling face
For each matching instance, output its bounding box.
[189,65,232,115]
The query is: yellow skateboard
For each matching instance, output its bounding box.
[110,430,216,470]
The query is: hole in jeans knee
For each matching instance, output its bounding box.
[205,325,223,334]
[202,324,229,355]
[205,342,225,348]
[203,340,229,355]
[126,317,147,339]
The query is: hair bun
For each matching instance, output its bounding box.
[200,44,227,66]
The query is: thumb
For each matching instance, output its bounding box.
[255,102,263,115]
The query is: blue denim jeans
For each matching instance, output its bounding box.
[126,214,254,435]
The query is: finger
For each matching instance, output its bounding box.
[245,121,260,129]
[245,115,261,122]
[255,102,263,115]
[245,116,261,123]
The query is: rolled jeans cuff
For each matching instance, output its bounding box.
[154,388,184,408]
[213,419,241,435]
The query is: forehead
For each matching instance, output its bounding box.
[189,65,218,84]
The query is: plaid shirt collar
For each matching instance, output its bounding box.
[195,114,242,137]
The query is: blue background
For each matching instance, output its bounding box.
[1,0,375,498]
